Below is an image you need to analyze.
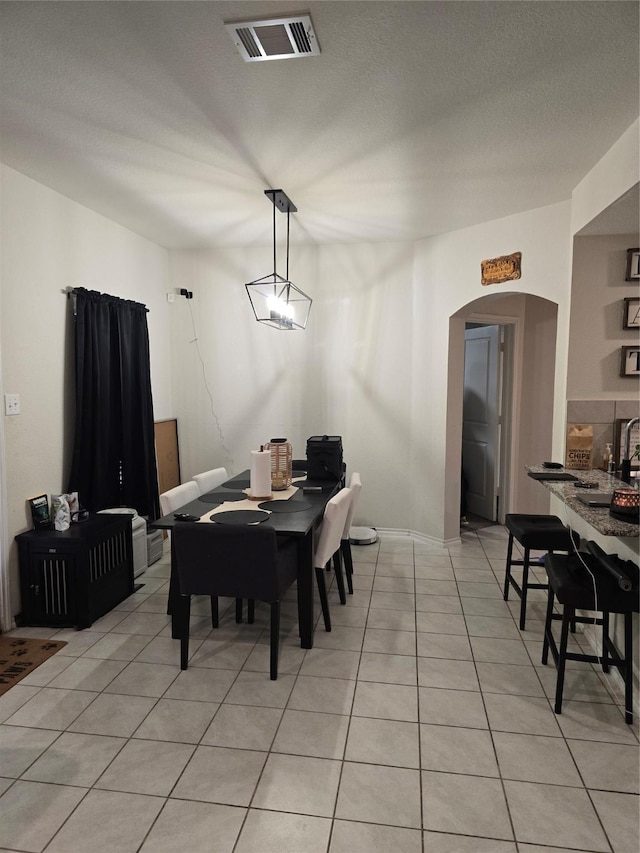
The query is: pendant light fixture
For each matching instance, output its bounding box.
[245,189,312,330]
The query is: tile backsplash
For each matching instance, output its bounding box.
[566,400,640,470]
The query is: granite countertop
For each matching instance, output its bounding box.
[526,465,640,538]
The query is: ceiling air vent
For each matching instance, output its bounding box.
[225,13,320,62]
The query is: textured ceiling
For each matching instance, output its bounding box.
[1,1,638,248]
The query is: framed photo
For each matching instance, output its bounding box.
[620,346,640,377]
[625,248,640,281]
[623,297,640,329]
[614,418,640,470]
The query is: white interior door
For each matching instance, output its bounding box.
[462,325,501,520]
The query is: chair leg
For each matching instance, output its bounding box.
[315,566,332,631]
[554,606,573,714]
[601,611,610,672]
[270,601,280,680]
[341,539,354,595]
[624,612,633,724]
[235,598,243,623]
[178,595,191,670]
[333,551,347,605]
[210,596,219,629]
[503,533,514,600]
[541,587,555,665]
[248,599,255,624]
[519,548,530,630]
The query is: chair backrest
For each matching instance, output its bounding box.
[314,487,352,569]
[192,467,229,495]
[173,523,295,601]
[342,472,362,539]
[159,481,200,516]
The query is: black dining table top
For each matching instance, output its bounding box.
[149,470,340,536]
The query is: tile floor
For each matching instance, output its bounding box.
[0,526,638,853]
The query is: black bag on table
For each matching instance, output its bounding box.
[306,435,343,482]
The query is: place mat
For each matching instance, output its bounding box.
[258,500,312,513]
[210,510,270,525]
[198,490,245,503]
[0,637,67,697]
[292,471,307,479]
[242,484,300,501]
[221,478,250,489]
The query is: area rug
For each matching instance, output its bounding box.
[0,636,67,696]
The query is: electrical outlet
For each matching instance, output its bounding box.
[4,393,20,415]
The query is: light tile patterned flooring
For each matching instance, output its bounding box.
[0,526,638,853]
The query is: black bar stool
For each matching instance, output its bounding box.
[542,542,639,723]
[503,514,580,630]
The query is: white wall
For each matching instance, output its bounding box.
[0,165,172,621]
[571,120,640,237]
[168,241,415,532]
[569,234,640,399]
[167,202,574,544]
[412,201,573,540]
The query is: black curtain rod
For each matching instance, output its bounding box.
[64,287,149,312]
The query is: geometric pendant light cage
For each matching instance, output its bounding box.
[245,189,312,330]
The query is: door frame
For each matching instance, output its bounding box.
[463,312,521,524]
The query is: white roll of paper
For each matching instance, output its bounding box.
[250,449,272,500]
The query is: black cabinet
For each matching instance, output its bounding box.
[16,514,134,630]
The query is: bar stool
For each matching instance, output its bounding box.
[503,514,580,630]
[542,542,639,723]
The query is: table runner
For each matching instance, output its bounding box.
[198,484,300,522]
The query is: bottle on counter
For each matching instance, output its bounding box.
[603,443,613,472]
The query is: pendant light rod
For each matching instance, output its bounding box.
[264,189,296,282]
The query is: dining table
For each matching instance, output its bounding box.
[148,469,341,649]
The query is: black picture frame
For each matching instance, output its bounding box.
[623,297,640,329]
[620,346,640,377]
[625,248,640,281]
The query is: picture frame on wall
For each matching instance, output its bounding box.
[625,248,640,281]
[614,418,640,470]
[623,297,640,329]
[620,346,640,377]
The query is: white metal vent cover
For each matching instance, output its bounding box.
[225,13,320,62]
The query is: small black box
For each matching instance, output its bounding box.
[306,435,343,482]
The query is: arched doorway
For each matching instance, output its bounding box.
[443,292,559,541]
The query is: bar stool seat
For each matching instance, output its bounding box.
[503,513,580,630]
[542,545,639,723]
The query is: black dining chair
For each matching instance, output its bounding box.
[172,523,299,679]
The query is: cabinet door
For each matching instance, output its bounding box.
[21,552,78,626]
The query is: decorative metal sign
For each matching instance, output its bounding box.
[481,252,522,286]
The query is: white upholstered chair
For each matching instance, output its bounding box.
[340,472,362,595]
[192,467,229,495]
[313,487,352,630]
[159,481,200,517]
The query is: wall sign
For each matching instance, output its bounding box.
[481,252,522,286]
[623,297,640,329]
[625,248,640,281]
[620,346,640,377]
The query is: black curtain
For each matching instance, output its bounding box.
[68,288,160,519]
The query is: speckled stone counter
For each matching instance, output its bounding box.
[526,465,639,538]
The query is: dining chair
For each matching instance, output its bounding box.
[313,486,352,630]
[172,523,298,679]
[192,467,229,495]
[339,472,362,596]
[159,481,200,517]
